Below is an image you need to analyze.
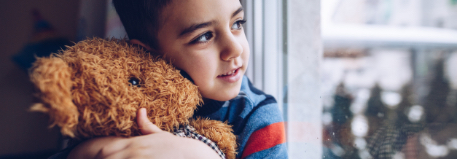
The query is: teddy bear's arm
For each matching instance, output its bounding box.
[190,118,237,159]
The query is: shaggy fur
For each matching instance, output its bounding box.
[30,38,236,158]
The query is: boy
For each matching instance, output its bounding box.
[56,0,287,158]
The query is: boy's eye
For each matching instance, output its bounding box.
[231,19,246,30]
[191,32,214,44]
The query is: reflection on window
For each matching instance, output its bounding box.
[322,0,457,158]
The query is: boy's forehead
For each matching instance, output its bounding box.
[160,0,242,30]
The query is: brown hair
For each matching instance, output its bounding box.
[112,0,172,50]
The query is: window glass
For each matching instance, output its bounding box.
[322,0,457,158]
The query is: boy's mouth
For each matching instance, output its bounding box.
[217,67,243,83]
[217,67,241,77]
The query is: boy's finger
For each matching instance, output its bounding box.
[137,108,162,135]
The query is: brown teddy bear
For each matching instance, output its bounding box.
[29,38,237,159]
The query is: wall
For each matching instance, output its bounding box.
[0,0,80,155]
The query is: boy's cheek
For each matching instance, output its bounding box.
[242,49,250,68]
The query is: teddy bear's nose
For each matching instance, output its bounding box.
[128,77,140,87]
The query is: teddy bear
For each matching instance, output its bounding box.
[29,37,237,159]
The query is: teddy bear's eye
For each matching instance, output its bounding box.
[128,77,140,87]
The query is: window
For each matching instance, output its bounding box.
[321,0,457,158]
[243,0,323,158]
[246,0,457,158]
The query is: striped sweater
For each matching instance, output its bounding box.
[194,76,288,159]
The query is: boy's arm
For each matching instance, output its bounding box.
[236,95,288,159]
[241,122,287,159]
[67,131,221,159]
[63,108,221,159]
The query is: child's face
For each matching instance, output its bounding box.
[156,0,250,101]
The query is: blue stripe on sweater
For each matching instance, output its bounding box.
[245,143,288,159]
[195,76,287,158]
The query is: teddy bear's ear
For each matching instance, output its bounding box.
[29,57,79,138]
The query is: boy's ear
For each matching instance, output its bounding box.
[129,39,156,52]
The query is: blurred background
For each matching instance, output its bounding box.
[1,0,457,159]
[0,0,106,158]
[321,0,457,158]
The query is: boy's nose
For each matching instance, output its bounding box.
[220,31,243,61]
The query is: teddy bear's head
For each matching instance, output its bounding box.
[30,38,202,139]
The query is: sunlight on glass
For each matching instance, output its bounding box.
[392,151,405,159]
[322,112,333,126]
[446,52,457,89]
[447,138,457,150]
[351,115,369,137]
[407,105,424,123]
[374,51,412,92]
[420,133,435,145]
[358,149,372,159]
[426,144,449,157]
[330,144,345,157]
[354,137,367,149]
[381,91,402,108]
[350,88,371,114]
[420,133,450,157]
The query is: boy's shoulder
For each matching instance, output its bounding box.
[234,76,279,119]
[196,76,283,132]
[227,76,287,158]
[193,76,288,158]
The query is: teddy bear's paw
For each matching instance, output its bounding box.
[172,125,227,159]
[189,118,237,159]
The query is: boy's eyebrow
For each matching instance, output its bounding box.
[179,7,244,37]
[179,21,215,37]
[232,7,244,18]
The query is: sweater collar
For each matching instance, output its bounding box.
[194,98,225,117]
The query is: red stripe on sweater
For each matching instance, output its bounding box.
[241,122,286,159]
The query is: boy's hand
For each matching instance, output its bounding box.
[68,108,221,159]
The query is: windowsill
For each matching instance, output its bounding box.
[323,23,457,48]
